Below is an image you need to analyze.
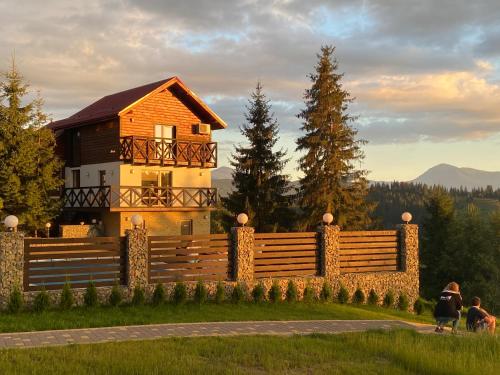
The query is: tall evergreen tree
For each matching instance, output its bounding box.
[222,83,289,232]
[296,45,373,229]
[0,62,62,233]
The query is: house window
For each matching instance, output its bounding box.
[181,220,193,235]
[72,169,80,188]
[141,170,172,187]
[154,124,175,140]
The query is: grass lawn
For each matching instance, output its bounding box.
[0,330,498,374]
[0,302,435,333]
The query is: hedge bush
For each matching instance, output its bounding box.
[252,283,265,303]
[383,290,395,308]
[33,288,50,312]
[151,283,165,306]
[193,280,207,305]
[286,280,298,302]
[172,282,187,305]
[109,283,122,307]
[268,282,282,303]
[59,282,74,310]
[7,286,23,313]
[352,288,365,304]
[336,285,350,304]
[302,284,315,303]
[367,289,379,305]
[397,293,409,311]
[84,281,99,307]
[413,297,425,315]
[320,282,333,302]
[132,286,146,306]
[231,283,246,304]
[215,281,225,304]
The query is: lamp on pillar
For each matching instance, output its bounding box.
[401,212,412,224]
[4,215,19,232]
[131,214,143,229]
[45,222,52,238]
[322,212,334,225]
[237,213,248,227]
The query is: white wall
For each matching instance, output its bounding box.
[65,162,121,188]
[120,165,211,188]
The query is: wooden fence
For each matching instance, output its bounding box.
[253,232,320,278]
[24,237,126,291]
[339,230,399,273]
[148,234,232,283]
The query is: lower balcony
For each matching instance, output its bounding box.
[63,186,218,210]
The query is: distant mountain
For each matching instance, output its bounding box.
[412,164,500,190]
[212,166,233,180]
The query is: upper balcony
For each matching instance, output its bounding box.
[63,186,218,211]
[120,136,217,168]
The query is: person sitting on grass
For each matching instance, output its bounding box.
[433,281,463,333]
[466,297,496,334]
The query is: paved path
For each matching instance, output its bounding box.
[0,320,435,349]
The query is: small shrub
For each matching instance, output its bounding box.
[151,283,165,306]
[33,288,50,312]
[231,283,246,304]
[302,284,315,303]
[193,280,207,305]
[84,281,99,307]
[7,286,23,313]
[215,281,225,304]
[320,281,333,302]
[286,280,298,302]
[336,285,349,304]
[132,286,146,306]
[352,288,365,304]
[59,282,74,310]
[397,293,409,311]
[268,282,282,303]
[109,283,122,307]
[252,283,265,303]
[413,298,425,315]
[383,290,395,308]
[367,289,379,305]
[172,282,187,305]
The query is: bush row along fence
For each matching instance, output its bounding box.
[0,224,418,307]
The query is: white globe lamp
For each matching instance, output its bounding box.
[401,212,412,224]
[322,213,334,225]
[4,215,19,231]
[237,213,248,226]
[131,214,143,229]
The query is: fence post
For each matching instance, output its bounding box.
[319,225,341,282]
[125,228,149,291]
[0,232,25,307]
[231,226,254,285]
[398,224,419,279]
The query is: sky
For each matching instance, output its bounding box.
[1,0,500,181]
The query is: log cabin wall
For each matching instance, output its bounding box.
[120,86,211,142]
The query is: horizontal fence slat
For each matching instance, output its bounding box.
[339,236,398,243]
[339,248,398,255]
[27,272,120,283]
[254,257,316,265]
[150,262,228,271]
[339,254,398,261]
[25,237,119,245]
[254,232,318,239]
[26,280,121,291]
[254,238,318,245]
[255,269,318,278]
[149,268,228,277]
[28,265,124,277]
[149,248,229,256]
[150,274,225,282]
[341,265,399,273]
[27,251,122,260]
[254,250,317,259]
[340,259,398,267]
[254,263,317,272]
[253,244,318,252]
[26,244,119,253]
[340,230,398,237]
[149,234,229,241]
[339,242,398,249]
[26,258,125,268]
[149,240,231,248]
[150,254,229,263]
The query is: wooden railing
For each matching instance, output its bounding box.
[24,237,126,291]
[253,232,320,278]
[63,186,218,209]
[148,234,232,282]
[120,136,217,168]
[339,230,399,273]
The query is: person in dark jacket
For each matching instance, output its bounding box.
[433,282,463,333]
[466,297,496,334]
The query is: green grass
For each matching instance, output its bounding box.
[0,330,497,374]
[0,302,434,333]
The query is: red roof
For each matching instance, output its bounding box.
[48,77,227,131]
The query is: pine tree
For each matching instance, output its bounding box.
[222,82,289,232]
[0,62,62,233]
[296,46,373,230]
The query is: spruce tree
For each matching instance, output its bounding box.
[222,83,289,232]
[296,46,373,230]
[0,62,62,233]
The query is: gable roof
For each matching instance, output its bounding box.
[48,77,227,131]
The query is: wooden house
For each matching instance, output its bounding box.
[48,77,226,236]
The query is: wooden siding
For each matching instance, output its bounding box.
[79,119,120,165]
[120,87,211,142]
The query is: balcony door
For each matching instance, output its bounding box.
[141,170,173,206]
[155,125,175,161]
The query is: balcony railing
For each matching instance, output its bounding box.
[120,136,217,168]
[63,186,218,209]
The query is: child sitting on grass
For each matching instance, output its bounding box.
[466,297,496,334]
[433,282,463,333]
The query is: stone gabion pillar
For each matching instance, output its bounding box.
[0,232,25,307]
[398,224,419,286]
[231,226,255,285]
[125,228,149,291]
[319,225,340,283]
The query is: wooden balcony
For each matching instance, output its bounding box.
[63,186,218,210]
[120,136,217,168]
